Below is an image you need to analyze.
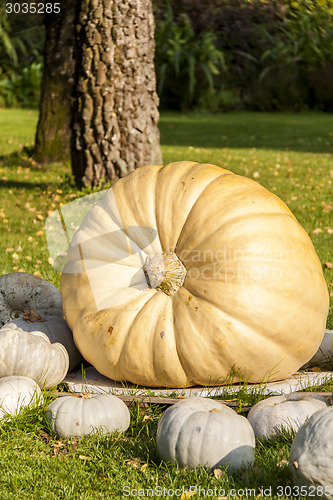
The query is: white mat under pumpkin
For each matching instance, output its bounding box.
[64,366,333,398]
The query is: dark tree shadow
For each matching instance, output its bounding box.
[159,113,333,154]
[0,179,49,190]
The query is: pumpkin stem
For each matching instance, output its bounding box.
[143,252,186,296]
[9,309,24,320]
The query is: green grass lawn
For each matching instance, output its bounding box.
[0,108,332,499]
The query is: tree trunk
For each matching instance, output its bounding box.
[34,0,77,163]
[71,0,162,187]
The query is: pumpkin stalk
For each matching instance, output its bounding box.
[143,252,186,296]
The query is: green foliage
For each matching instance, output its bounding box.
[154,0,287,110]
[0,9,26,71]
[0,62,42,108]
[253,1,333,79]
[257,1,333,109]
[286,0,333,65]
[155,4,227,109]
[154,0,333,111]
[0,7,44,108]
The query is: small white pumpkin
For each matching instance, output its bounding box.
[305,329,333,368]
[156,396,255,471]
[12,312,82,372]
[248,393,328,439]
[45,393,130,438]
[0,376,43,419]
[0,272,63,327]
[0,323,69,388]
[289,406,333,499]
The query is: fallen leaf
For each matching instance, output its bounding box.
[52,441,65,448]
[293,460,299,470]
[180,492,196,499]
[97,472,107,479]
[67,440,78,451]
[277,459,289,468]
[322,201,333,212]
[23,309,45,322]
[213,467,226,479]
[79,455,90,460]
[126,457,141,468]
[141,463,148,472]
[142,414,153,422]
[40,429,51,443]
[324,262,333,269]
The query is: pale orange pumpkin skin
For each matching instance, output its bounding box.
[61,162,329,387]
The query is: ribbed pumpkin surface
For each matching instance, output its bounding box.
[61,162,329,387]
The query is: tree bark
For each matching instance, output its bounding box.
[34,0,77,163]
[71,0,162,187]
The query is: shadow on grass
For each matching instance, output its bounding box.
[0,179,50,190]
[0,148,45,170]
[159,112,333,154]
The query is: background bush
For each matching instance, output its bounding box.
[155,4,227,110]
[0,7,44,107]
[154,0,333,111]
[1,1,333,111]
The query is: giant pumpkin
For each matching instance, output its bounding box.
[61,162,329,387]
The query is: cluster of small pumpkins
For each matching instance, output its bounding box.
[157,394,333,496]
[0,271,131,436]
[0,271,331,495]
[0,161,331,495]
